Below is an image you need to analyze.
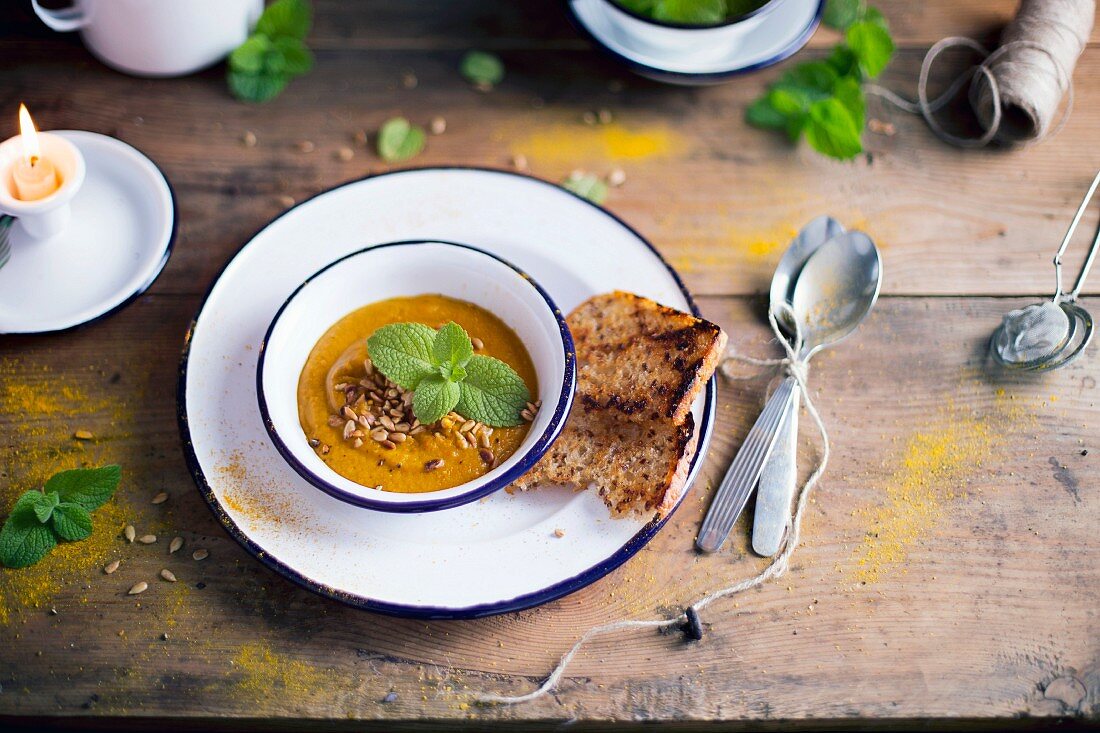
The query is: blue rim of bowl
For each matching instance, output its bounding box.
[177,166,717,619]
[1,130,177,335]
[255,239,577,513]
[602,0,780,30]
[564,0,825,83]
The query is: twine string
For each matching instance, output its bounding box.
[475,313,831,706]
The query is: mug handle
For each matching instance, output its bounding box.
[31,0,89,32]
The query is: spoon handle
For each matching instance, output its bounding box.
[696,377,796,554]
[751,383,800,557]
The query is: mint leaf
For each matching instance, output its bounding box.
[229,34,271,74]
[45,465,120,512]
[412,374,461,425]
[651,0,726,25]
[823,0,863,30]
[256,0,312,40]
[367,322,438,390]
[846,19,894,78]
[745,96,788,130]
[433,322,474,380]
[805,98,862,159]
[31,491,59,523]
[782,61,840,95]
[51,503,92,541]
[377,118,426,163]
[455,355,531,427]
[562,172,608,205]
[825,45,859,77]
[460,51,504,87]
[228,69,289,103]
[832,76,866,126]
[0,497,57,568]
[273,36,314,75]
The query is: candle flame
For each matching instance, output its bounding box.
[18,104,41,166]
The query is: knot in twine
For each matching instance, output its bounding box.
[868,0,1092,148]
[474,312,830,706]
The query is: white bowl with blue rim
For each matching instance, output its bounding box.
[257,240,576,513]
[566,0,825,85]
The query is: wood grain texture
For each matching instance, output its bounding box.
[0,295,1096,727]
[1,0,1098,728]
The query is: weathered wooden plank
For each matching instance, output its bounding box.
[1,294,1095,723]
[2,42,1097,300]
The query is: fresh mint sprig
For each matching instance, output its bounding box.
[746,0,894,160]
[377,118,427,163]
[227,0,314,103]
[459,51,504,90]
[367,322,531,426]
[0,465,121,569]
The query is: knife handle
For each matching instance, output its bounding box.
[752,384,800,557]
[696,377,796,553]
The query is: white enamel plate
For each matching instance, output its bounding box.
[180,168,715,618]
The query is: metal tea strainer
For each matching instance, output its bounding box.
[991,170,1100,371]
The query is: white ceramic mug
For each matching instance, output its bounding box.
[31,0,264,78]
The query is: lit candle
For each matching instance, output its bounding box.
[11,104,59,202]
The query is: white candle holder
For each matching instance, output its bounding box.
[0,131,85,239]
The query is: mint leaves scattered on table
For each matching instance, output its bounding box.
[745,0,894,160]
[228,0,314,103]
[367,322,531,426]
[377,118,427,162]
[614,0,766,25]
[0,465,121,569]
[460,51,504,90]
[562,171,609,205]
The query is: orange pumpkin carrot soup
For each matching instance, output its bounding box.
[297,294,540,493]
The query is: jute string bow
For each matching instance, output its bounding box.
[475,313,830,705]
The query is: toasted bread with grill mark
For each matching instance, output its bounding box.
[570,291,727,425]
[513,292,724,517]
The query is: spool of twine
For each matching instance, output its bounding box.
[872,0,1094,147]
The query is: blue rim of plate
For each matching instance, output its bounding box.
[177,166,717,619]
[1,131,177,335]
[255,239,577,513]
[564,0,825,83]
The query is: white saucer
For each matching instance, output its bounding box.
[179,168,716,618]
[0,131,175,334]
[567,0,824,84]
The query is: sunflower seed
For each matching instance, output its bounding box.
[73,429,94,440]
[160,569,177,583]
[320,443,331,455]
[328,415,343,428]
[336,146,355,162]
[296,140,315,153]
[389,432,406,444]
[479,448,495,465]
[308,438,321,448]
[124,525,136,543]
[341,406,357,421]
[410,426,425,435]
[479,432,491,448]
[139,534,157,544]
[430,116,447,135]
[424,459,444,471]
[128,582,148,595]
[471,337,484,351]
[104,560,120,574]
[352,438,364,448]
[343,420,356,439]
[242,130,257,147]
[169,537,183,554]
[454,433,469,449]
[460,419,476,433]
[381,440,396,450]
[394,422,410,433]
[192,549,209,561]
[511,154,528,171]
[151,492,168,505]
[358,415,374,429]
[608,168,626,187]
[380,415,395,432]
[553,528,566,538]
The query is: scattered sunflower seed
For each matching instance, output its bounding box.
[608,168,627,187]
[597,108,613,124]
[553,528,566,538]
[401,70,418,89]
[277,194,296,208]
[160,569,177,583]
[295,140,315,153]
[241,130,257,147]
[429,116,446,135]
[128,582,148,595]
[73,430,94,440]
[192,549,209,561]
[353,129,368,146]
[169,537,184,554]
[123,525,136,543]
[336,146,355,162]
[104,560,120,574]
[511,154,528,171]
[151,492,168,505]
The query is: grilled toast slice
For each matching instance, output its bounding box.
[570,291,727,425]
[514,292,725,517]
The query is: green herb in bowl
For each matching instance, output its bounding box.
[614,0,768,25]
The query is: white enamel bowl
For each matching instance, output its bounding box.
[257,240,576,513]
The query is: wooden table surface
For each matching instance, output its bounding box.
[2,1,1098,729]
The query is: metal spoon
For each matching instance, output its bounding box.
[696,230,882,554]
